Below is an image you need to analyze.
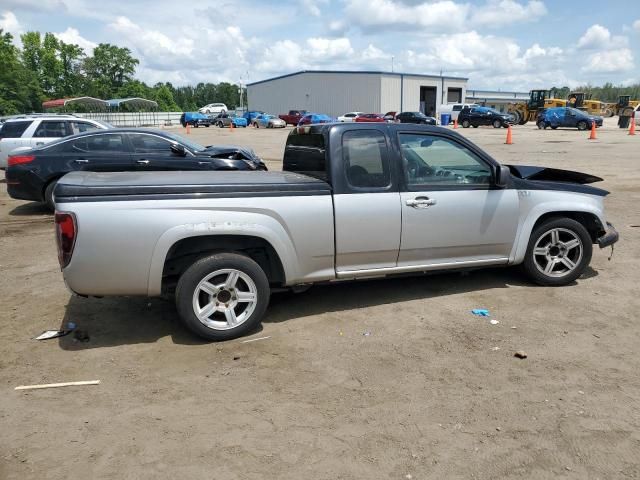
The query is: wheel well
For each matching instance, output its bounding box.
[162,235,285,293]
[532,211,604,243]
[43,176,62,200]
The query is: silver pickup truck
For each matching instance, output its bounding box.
[54,123,618,340]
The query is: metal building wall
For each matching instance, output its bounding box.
[248,72,382,118]
[380,75,402,114]
[400,75,441,113]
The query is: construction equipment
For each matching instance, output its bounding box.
[603,95,640,117]
[507,90,566,125]
[567,92,608,117]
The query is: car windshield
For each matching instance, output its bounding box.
[485,108,502,115]
[566,108,582,115]
[163,131,205,152]
[411,112,426,117]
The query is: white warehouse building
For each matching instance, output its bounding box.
[247,70,468,118]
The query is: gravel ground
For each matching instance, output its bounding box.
[1,119,639,479]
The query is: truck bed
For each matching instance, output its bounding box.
[55,171,331,201]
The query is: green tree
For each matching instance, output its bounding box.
[0,30,43,114]
[152,83,179,111]
[58,41,85,97]
[83,43,139,98]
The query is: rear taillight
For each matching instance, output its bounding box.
[8,155,35,167]
[55,212,77,268]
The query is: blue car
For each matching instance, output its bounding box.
[180,112,212,127]
[231,117,248,128]
[537,107,603,131]
[297,113,333,126]
[242,111,264,123]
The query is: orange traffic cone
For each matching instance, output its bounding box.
[588,121,596,140]
[230,120,235,131]
[629,118,636,136]
[505,125,513,145]
[186,123,191,135]
[453,118,458,129]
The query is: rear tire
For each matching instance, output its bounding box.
[522,217,592,286]
[461,119,470,128]
[175,253,270,341]
[44,179,58,211]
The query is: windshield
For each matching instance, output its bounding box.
[163,131,205,152]
[566,107,583,115]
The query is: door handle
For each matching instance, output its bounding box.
[406,197,437,208]
[136,159,150,165]
[36,142,44,146]
[198,161,211,166]
[74,159,89,164]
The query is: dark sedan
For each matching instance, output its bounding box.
[395,111,437,125]
[459,106,513,128]
[6,128,267,209]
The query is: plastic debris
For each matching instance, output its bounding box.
[35,330,72,341]
[241,336,271,344]
[490,319,500,325]
[514,351,528,359]
[362,331,372,336]
[15,380,100,391]
[491,346,500,351]
[471,309,490,317]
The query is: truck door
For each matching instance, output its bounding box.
[333,129,402,272]
[397,132,519,267]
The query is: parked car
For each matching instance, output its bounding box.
[53,123,618,341]
[243,111,264,123]
[439,103,480,121]
[396,112,437,125]
[635,104,640,126]
[198,103,228,115]
[383,111,397,122]
[459,106,513,128]
[355,113,386,123]
[253,114,286,128]
[279,110,308,126]
[338,112,364,122]
[6,128,266,209]
[180,112,212,128]
[0,115,112,169]
[212,113,248,128]
[297,113,333,126]
[536,107,603,131]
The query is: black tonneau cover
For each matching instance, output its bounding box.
[55,171,331,201]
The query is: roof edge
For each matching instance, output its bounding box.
[248,70,468,86]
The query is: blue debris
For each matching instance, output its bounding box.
[471,309,490,317]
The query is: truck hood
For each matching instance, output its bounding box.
[507,165,609,196]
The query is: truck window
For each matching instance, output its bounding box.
[399,133,491,188]
[343,130,390,189]
[283,129,327,180]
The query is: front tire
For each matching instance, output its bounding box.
[493,119,502,128]
[461,119,471,128]
[522,218,592,286]
[577,120,588,131]
[176,253,270,341]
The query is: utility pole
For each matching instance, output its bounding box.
[391,56,394,73]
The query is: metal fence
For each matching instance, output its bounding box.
[74,111,184,127]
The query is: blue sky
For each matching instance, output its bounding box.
[1,0,639,90]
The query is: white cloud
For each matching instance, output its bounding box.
[583,49,634,73]
[577,24,627,50]
[54,27,97,54]
[301,0,328,17]
[633,19,640,32]
[470,0,547,26]
[0,11,21,37]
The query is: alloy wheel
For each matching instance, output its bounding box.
[533,228,583,278]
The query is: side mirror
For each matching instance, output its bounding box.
[495,165,510,188]
[170,143,186,156]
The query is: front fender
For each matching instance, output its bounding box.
[511,192,606,264]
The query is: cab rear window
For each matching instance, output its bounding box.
[0,121,32,139]
[283,129,327,181]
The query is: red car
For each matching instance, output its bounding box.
[355,113,386,123]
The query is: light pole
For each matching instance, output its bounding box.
[391,56,394,73]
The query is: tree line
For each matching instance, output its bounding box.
[0,29,244,115]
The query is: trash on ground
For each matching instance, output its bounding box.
[514,351,528,359]
[34,330,72,341]
[511,326,517,329]
[490,319,500,325]
[471,309,490,317]
[491,346,500,351]
[15,380,101,391]
[241,336,271,344]
[363,331,372,336]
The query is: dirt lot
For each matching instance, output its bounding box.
[1,121,639,479]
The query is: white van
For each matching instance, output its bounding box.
[439,103,479,121]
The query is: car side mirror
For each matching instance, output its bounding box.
[171,143,186,156]
[495,165,510,188]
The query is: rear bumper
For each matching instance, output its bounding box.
[5,168,45,202]
[597,222,619,248]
